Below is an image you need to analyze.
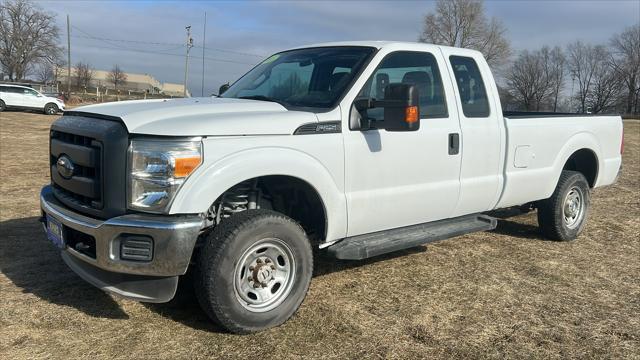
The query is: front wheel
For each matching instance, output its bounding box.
[537,170,591,241]
[44,103,59,115]
[0,100,5,112]
[195,210,313,334]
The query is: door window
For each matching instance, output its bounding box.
[21,88,39,97]
[449,56,490,117]
[357,51,448,121]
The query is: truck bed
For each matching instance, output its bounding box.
[495,113,623,209]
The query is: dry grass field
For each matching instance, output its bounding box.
[0,110,638,359]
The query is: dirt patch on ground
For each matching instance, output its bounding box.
[1,110,638,359]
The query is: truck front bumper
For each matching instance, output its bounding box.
[40,185,203,303]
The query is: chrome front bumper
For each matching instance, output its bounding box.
[40,185,203,302]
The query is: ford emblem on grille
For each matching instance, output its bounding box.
[56,155,75,179]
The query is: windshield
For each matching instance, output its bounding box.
[222,46,376,109]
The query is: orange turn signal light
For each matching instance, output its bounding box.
[174,156,202,177]
[405,106,419,123]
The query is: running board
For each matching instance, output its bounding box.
[326,214,497,260]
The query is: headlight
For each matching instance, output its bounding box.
[128,138,202,213]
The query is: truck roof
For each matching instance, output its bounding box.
[290,41,480,55]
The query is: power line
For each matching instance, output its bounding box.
[71,35,183,52]
[81,43,257,65]
[71,25,266,58]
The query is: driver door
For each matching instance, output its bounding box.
[20,88,41,109]
[343,50,462,236]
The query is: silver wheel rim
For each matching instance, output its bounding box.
[233,238,296,313]
[562,186,584,229]
[48,106,56,114]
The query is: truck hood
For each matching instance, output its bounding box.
[70,97,318,136]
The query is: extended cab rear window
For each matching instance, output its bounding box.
[449,56,490,118]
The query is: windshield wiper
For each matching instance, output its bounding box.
[238,95,288,107]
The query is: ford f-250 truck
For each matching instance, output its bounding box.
[40,41,623,333]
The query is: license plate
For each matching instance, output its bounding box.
[46,215,65,249]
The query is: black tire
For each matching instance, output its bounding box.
[44,103,58,115]
[0,100,5,112]
[537,170,590,241]
[194,209,313,334]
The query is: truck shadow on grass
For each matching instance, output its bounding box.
[0,216,129,320]
[0,215,545,332]
[491,219,547,240]
[141,246,432,333]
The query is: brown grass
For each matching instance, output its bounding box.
[0,110,638,359]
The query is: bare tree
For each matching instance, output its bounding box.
[419,0,511,68]
[0,0,61,81]
[52,56,66,84]
[587,51,623,114]
[35,62,54,84]
[505,50,544,110]
[505,46,565,111]
[609,24,640,114]
[567,41,600,113]
[547,47,565,112]
[108,64,127,92]
[74,62,93,89]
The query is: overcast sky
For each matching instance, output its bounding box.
[38,0,640,96]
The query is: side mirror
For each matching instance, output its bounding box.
[382,83,420,132]
[218,83,230,95]
[349,84,420,132]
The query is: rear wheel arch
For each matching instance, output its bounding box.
[562,148,598,188]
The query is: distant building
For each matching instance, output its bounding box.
[57,68,189,97]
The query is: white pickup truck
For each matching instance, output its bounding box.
[40,41,623,333]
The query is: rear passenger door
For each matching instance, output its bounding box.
[0,86,18,107]
[343,50,462,236]
[439,48,505,216]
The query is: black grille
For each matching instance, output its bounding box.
[49,115,129,219]
[50,130,103,208]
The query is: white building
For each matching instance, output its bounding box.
[57,68,189,97]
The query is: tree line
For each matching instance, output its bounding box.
[420,0,639,115]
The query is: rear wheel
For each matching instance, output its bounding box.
[537,170,590,241]
[44,103,58,115]
[195,210,313,334]
[0,100,5,112]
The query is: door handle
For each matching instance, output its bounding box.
[448,133,460,155]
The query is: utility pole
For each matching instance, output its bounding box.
[183,25,193,98]
[201,12,207,97]
[66,15,71,97]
